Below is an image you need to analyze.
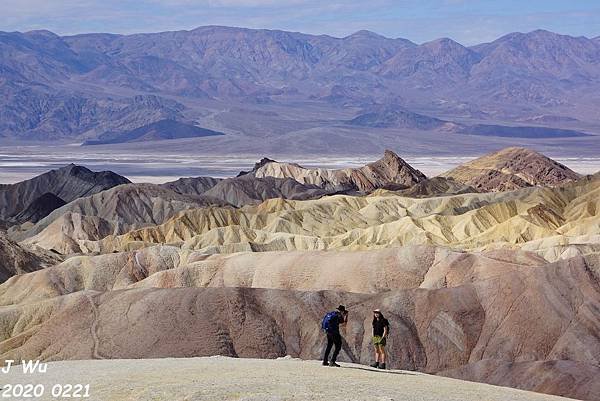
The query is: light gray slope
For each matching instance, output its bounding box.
[11,183,229,252]
[0,357,576,401]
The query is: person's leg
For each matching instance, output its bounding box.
[331,333,342,363]
[371,344,381,367]
[378,344,386,369]
[323,333,333,364]
[378,345,384,362]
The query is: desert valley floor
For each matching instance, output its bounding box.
[0,146,599,401]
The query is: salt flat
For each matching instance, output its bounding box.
[1,146,600,184]
[0,357,576,401]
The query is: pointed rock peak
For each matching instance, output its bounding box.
[369,150,427,183]
[492,146,541,157]
[382,149,404,162]
[237,157,278,177]
[346,30,387,40]
[422,37,467,51]
[56,163,82,172]
[58,164,91,175]
[488,147,571,164]
[252,157,277,171]
[528,29,557,37]
[51,164,130,184]
[428,37,458,44]
[469,147,567,167]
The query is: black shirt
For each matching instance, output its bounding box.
[372,317,389,336]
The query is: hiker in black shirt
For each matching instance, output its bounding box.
[321,305,348,367]
[370,309,389,369]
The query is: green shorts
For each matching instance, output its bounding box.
[373,335,386,346]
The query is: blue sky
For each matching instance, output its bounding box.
[1,0,599,44]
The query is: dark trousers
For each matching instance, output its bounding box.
[323,332,342,363]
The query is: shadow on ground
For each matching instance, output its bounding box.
[342,365,417,375]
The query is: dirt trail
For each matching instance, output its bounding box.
[84,291,105,360]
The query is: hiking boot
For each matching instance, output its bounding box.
[322,360,329,366]
[370,362,379,368]
[378,363,386,370]
[329,362,341,367]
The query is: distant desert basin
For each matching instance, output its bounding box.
[1,356,576,401]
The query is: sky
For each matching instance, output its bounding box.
[0,0,599,45]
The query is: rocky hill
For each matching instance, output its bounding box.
[11,183,229,254]
[254,150,426,191]
[0,164,130,224]
[440,147,581,191]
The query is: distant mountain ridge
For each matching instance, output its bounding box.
[1,26,599,144]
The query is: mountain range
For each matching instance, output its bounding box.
[1,27,599,153]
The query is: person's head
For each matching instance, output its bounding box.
[373,309,384,320]
[337,305,347,314]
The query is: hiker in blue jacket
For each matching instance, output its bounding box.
[321,305,348,367]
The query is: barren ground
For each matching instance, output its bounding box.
[0,357,576,401]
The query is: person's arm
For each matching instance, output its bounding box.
[383,321,389,338]
[341,311,348,327]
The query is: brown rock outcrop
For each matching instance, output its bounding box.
[254,150,427,191]
[440,147,581,192]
